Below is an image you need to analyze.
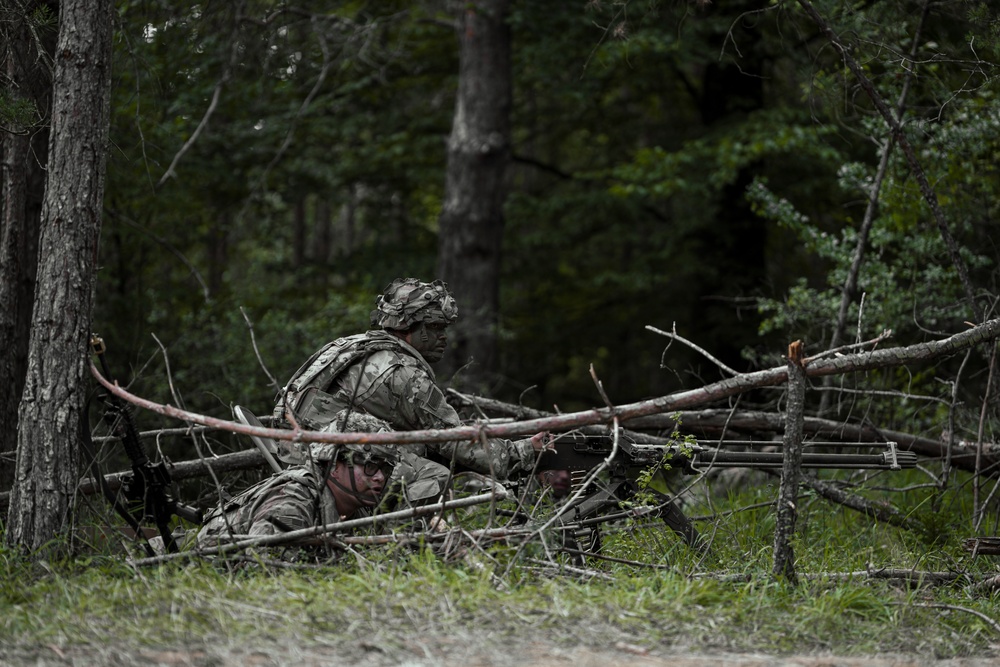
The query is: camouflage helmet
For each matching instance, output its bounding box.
[282,410,400,468]
[370,278,458,330]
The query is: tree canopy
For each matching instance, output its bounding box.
[3,0,1000,525]
[83,1,998,427]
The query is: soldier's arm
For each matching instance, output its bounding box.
[394,368,537,479]
[246,472,319,536]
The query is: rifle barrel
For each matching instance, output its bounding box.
[690,450,918,470]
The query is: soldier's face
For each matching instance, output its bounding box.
[406,322,449,363]
[538,469,572,499]
[331,460,388,506]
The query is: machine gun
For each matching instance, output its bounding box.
[86,335,202,556]
[530,432,918,556]
[539,432,917,475]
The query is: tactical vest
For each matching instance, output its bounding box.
[272,330,434,428]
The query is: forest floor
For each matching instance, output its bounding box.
[4,636,999,667]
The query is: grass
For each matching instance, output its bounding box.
[2,469,999,663]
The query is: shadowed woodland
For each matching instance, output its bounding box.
[4,0,1000,614]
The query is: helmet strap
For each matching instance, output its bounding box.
[328,459,377,507]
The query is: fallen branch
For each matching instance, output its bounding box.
[763,469,922,532]
[90,317,1000,447]
[127,489,508,567]
[907,602,1000,635]
[695,568,968,586]
[0,449,270,515]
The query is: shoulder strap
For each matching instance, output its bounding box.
[273,331,429,422]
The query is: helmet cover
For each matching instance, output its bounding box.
[370,278,458,330]
[297,410,400,469]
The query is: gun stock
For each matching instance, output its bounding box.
[89,335,203,553]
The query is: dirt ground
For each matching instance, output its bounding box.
[4,640,998,667]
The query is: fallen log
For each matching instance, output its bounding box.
[0,449,269,515]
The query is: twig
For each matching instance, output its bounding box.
[907,602,1000,635]
[240,307,279,391]
[974,344,997,530]
[942,348,973,496]
[127,489,508,567]
[804,329,893,363]
[589,363,615,410]
[647,324,739,377]
[557,547,676,571]
[156,1,245,188]
[523,558,615,581]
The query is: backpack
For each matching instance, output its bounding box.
[272,330,433,426]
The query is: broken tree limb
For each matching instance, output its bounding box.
[89,317,1000,447]
[773,341,806,584]
[763,469,922,532]
[127,488,508,567]
[0,448,271,515]
[447,394,1000,479]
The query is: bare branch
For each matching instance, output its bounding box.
[91,317,1000,447]
[127,489,508,567]
[795,0,981,318]
[647,324,739,376]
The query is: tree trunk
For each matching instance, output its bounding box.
[207,210,229,296]
[0,2,55,493]
[436,0,511,391]
[315,197,331,263]
[5,0,113,556]
[293,198,306,266]
[772,341,806,584]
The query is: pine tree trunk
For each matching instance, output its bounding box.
[0,1,55,493]
[5,0,113,556]
[436,0,511,390]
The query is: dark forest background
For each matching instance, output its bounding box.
[6,0,1000,447]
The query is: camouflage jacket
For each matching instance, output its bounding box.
[274,330,537,480]
[197,463,347,543]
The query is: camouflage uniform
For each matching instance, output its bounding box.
[197,461,342,541]
[198,413,399,552]
[273,279,538,503]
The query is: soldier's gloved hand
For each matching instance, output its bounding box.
[529,431,554,452]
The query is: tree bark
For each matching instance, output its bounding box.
[5,0,113,556]
[0,2,55,492]
[772,341,806,584]
[436,0,511,391]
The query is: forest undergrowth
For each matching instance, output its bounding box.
[2,468,999,663]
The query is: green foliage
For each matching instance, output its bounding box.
[84,0,1000,429]
[3,478,998,658]
[634,413,697,500]
[0,89,36,131]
